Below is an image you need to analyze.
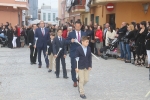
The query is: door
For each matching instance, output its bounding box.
[107,14,116,29]
[91,14,94,25]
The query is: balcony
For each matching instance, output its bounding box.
[71,0,86,13]
[93,0,150,5]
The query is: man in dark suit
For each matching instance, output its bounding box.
[34,21,50,68]
[53,29,68,78]
[66,21,86,87]
[28,24,37,64]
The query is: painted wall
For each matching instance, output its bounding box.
[115,2,150,27]
[90,2,150,28]
[81,12,90,25]
[0,6,20,26]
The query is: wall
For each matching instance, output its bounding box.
[28,0,38,20]
[0,6,19,26]
[115,2,150,27]
[81,12,90,25]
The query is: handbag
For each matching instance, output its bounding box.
[95,39,100,43]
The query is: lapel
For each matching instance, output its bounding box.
[80,46,88,57]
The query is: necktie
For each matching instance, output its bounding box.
[78,31,80,42]
[42,28,44,36]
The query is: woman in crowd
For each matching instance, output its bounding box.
[124,24,135,63]
[130,23,140,64]
[89,25,95,53]
[105,26,116,46]
[95,25,103,56]
[20,26,25,47]
[12,26,17,48]
[145,26,150,68]
[135,21,148,66]
[62,25,67,39]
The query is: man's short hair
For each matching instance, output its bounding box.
[40,20,45,24]
[50,32,55,36]
[81,36,89,42]
[75,20,82,25]
[57,28,62,32]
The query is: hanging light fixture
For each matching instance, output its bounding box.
[143,3,149,14]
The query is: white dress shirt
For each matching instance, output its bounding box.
[75,30,81,41]
[41,28,45,35]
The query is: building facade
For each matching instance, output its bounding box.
[28,0,38,20]
[0,0,28,26]
[89,0,150,28]
[41,5,58,25]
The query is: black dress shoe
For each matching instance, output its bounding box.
[56,76,59,78]
[48,69,52,72]
[33,62,37,64]
[38,65,41,68]
[63,76,69,79]
[80,94,86,99]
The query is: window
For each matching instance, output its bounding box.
[85,18,87,25]
[53,13,55,21]
[95,16,99,25]
[43,13,46,21]
[48,13,51,21]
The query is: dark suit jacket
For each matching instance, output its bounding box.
[28,29,35,46]
[35,28,50,48]
[53,36,67,56]
[75,46,92,69]
[47,39,53,55]
[66,30,87,58]
[146,32,150,50]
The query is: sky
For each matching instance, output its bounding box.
[38,0,58,9]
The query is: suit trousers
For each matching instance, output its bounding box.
[71,57,77,82]
[78,68,89,95]
[56,54,67,77]
[48,54,56,71]
[37,46,49,66]
[147,50,150,64]
[30,46,37,63]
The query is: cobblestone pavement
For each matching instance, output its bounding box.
[0,47,150,100]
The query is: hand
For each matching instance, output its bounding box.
[88,67,92,70]
[54,55,57,58]
[34,45,36,48]
[91,40,95,43]
[75,68,79,73]
[71,39,75,43]
[95,37,98,39]
[46,52,48,55]
[28,46,30,48]
[140,29,144,34]
[64,55,66,58]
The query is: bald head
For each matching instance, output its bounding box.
[121,22,126,28]
[105,23,109,28]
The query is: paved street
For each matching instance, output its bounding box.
[0,47,150,100]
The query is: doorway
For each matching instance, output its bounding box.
[106,14,116,29]
[91,14,94,25]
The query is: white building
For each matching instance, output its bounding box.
[41,5,58,25]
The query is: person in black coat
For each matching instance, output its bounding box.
[135,21,148,66]
[7,26,14,48]
[146,27,150,68]
[46,32,55,72]
[28,24,37,65]
[53,29,68,79]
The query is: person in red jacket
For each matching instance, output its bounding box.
[62,25,67,39]
[95,25,103,56]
